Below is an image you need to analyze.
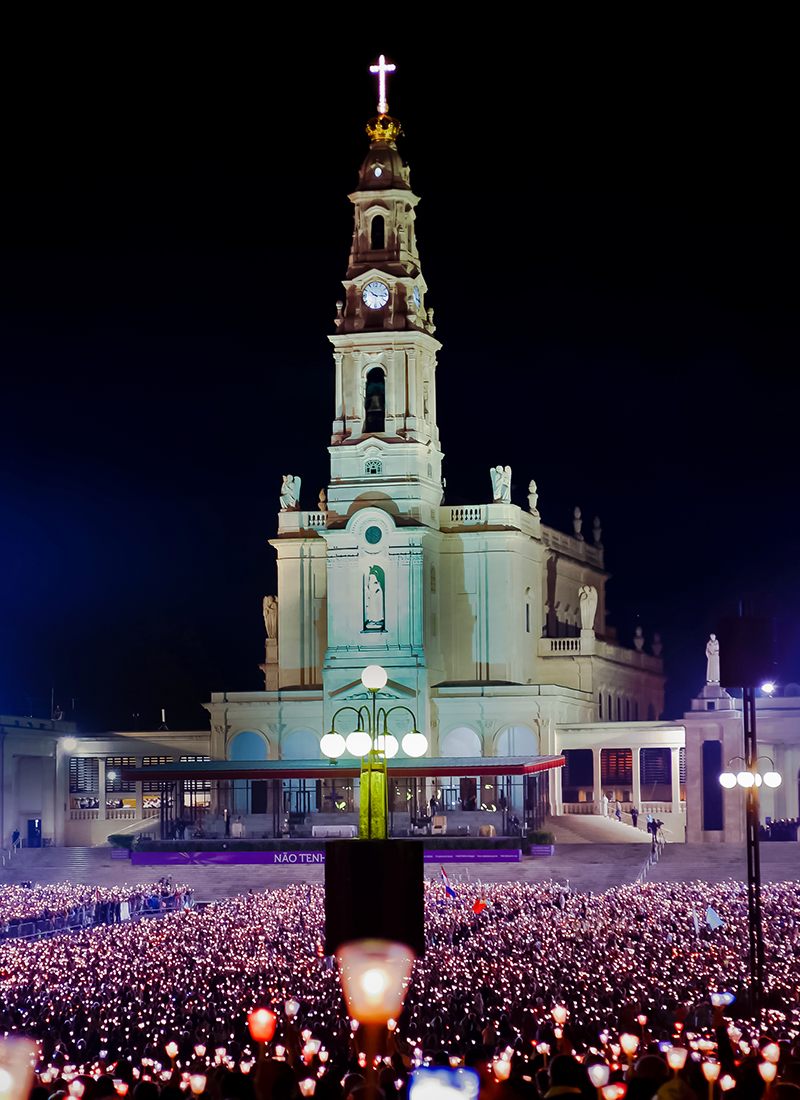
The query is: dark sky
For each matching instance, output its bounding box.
[0,18,796,730]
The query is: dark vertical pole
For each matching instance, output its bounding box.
[743,685,764,1012]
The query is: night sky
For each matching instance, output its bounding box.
[1,20,795,731]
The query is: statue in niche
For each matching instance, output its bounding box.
[364,565,386,630]
[652,633,663,657]
[593,516,602,545]
[706,634,720,683]
[634,626,644,651]
[318,489,327,511]
[579,585,598,632]
[490,465,512,504]
[573,506,583,540]
[527,479,539,514]
[280,474,301,511]
[263,595,278,639]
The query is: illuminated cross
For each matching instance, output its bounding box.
[369,54,396,115]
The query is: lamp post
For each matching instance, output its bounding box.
[321,665,428,839]
[718,740,782,1013]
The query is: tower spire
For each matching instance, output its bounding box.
[369,54,396,115]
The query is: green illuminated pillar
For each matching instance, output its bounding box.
[359,749,389,840]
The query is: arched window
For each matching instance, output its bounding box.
[497,726,538,756]
[441,727,481,757]
[371,214,385,250]
[364,458,383,475]
[228,730,268,761]
[364,368,385,433]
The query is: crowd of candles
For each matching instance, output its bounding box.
[2,876,800,1098]
[0,882,193,938]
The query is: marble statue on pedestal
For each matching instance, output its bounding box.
[280,474,301,511]
[263,595,278,639]
[527,480,539,514]
[579,585,598,631]
[364,565,386,630]
[490,465,512,504]
[634,626,644,651]
[573,506,583,540]
[706,634,720,684]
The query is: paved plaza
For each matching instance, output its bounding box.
[3,835,800,899]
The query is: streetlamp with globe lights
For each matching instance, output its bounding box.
[718,752,782,1009]
[321,665,428,839]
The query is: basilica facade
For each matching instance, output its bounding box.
[203,93,667,811]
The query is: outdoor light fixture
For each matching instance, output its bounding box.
[761,682,775,695]
[763,770,782,788]
[373,733,399,758]
[737,770,754,787]
[320,732,346,759]
[719,773,736,789]
[402,731,428,757]
[361,665,388,691]
[345,730,373,757]
[61,736,78,752]
[325,663,428,836]
[336,939,415,1024]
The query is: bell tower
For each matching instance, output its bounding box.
[327,57,444,531]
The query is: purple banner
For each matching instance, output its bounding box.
[131,847,521,867]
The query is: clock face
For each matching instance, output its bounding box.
[363,281,389,310]
[413,285,421,308]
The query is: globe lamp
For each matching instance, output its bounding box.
[346,730,373,757]
[373,733,399,758]
[764,771,782,788]
[718,773,736,789]
[736,771,754,788]
[320,732,346,759]
[361,665,388,691]
[401,730,428,757]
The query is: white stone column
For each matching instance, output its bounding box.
[98,759,107,821]
[592,748,602,812]
[407,350,417,427]
[550,763,563,817]
[333,352,344,427]
[670,746,681,812]
[631,747,641,812]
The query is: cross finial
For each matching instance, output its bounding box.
[369,54,396,116]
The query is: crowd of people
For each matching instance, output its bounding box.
[1,876,800,1098]
[0,880,193,940]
